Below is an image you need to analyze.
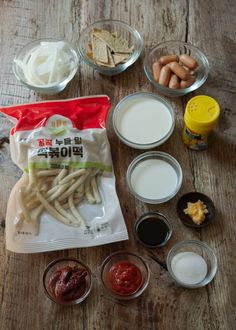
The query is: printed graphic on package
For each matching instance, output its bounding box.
[0,96,128,253]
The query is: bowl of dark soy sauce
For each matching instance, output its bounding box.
[134,212,172,248]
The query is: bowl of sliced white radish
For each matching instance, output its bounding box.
[13,38,79,94]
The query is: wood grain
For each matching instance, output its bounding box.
[0,0,235,329]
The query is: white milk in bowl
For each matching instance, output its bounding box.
[127,151,183,204]
[113,92,175,149]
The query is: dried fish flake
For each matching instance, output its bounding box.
[91,35,108,63]
[88,28,134,67]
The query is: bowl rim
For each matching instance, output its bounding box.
[12,38,79,91]
[77,19,143,73]
[112,91,175,149]
[126,151,183,204]
[134,211,172,247]
[166,239,218,288]
[100,250,150,300]
[43,257,92,305]
[143,40,210,96]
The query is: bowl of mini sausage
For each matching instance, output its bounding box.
[143,41,209,97]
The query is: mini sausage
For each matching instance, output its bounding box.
[181,65,195,75]
[179,54,198,70]
[179,62,194,73]
[158,65,171,86]
[180,75,196,88]
[159,55,179,65]
[168,62,191,80]
[168,74,180,89]
[152,61,162,82]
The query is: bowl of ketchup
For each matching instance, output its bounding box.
[43,257,92,305]
[100,251,150,300]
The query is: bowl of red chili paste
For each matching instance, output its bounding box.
[43,257,92,305]
[101,251,150,300]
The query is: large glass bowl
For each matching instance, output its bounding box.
[13,38,79,94]
[112,92,175,149]
[78,20,142,75]
[143,40,209,97]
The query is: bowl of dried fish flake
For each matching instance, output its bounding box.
[78,20,143,75]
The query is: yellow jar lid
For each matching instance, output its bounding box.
[184,95,220,133]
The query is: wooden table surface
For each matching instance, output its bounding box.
[0,1,235,329]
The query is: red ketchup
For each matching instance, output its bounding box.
[107,261,143,295]
[48,265,88,302]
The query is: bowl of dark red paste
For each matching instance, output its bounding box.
[43,257,92,305]
[100,251,150,300]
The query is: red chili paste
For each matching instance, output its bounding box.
[48,265,88,302]
[107,261,143,295]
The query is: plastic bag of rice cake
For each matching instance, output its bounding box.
[0,96,128,253]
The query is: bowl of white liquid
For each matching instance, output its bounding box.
[127,151,182,204]
[167,240,217,288]
[112,92,175,149]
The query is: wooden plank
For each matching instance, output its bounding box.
[0,0,235,329]
[186,1,236,329]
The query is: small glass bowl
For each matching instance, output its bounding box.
[78,19,142,76]
[127,151,183,204]
[167,240,217,288]
[143,40,209,97]
[100,251,150,300]
[13,38,79,94]
[112,92,175,149]
[43,257,92,305]
[134,212,172,248]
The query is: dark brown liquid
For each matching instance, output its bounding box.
[136,217,170,246]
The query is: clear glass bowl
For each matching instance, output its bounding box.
[13,38,79,94]
[78,20,143,76]
[134,212,172,248]
[167,240,217,288]
[143,40,209,97]
[112,92,175,149]
[100,251,150,300]
[127,151,183,204]
[43,257,92,305]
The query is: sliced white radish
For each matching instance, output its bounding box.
[15,41,75,87]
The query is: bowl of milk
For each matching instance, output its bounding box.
[126,151,182,204]
[112,92,175,149]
